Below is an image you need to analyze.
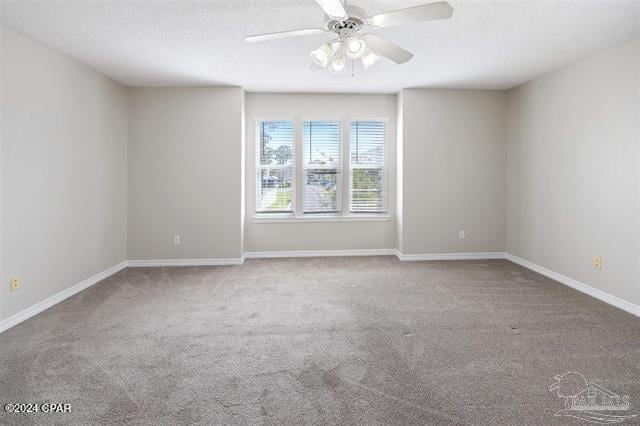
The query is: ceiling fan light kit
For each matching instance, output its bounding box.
[360,48,380,70]
[329,53,347,74]
[346,35,366,58]
[310,42,334,68]
[246,0,453,75]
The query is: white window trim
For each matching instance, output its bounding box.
[253,214,390,223]
[253,116,390,222]
[255,118,296,214]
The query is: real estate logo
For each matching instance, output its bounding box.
[550,371,638,424]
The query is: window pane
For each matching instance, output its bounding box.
[303,121,341,213]
[257,120,294,214]
[256,167,293,213]
[303,121,340,166]
[351,168,385,212]
[350,121,387,213]
[350,121,385,167]
[304,169,338,212]
[259,121,293,166]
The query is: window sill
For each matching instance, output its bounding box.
[252,214,390,224]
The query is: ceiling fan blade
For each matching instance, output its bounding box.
[361,34,414,64]
[367,1,453,28]
[246,28,326,43]
[314,0,348,20]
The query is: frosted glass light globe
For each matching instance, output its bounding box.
[329,54,347,74]
[310,43,334,68]
[346,36,366,59]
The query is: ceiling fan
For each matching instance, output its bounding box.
[245,0,453,74]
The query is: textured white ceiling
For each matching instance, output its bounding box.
[2,0,639,92]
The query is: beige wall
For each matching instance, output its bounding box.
[0,21,5,321]
[244,93,397,253]
[506,39,639,306]
[1,28,128,320]
[127,87,244,260]
[399,89,508,255]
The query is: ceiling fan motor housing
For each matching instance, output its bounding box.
[325,5,367,38]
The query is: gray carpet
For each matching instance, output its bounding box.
[0,257,639,425]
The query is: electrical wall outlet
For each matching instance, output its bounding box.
[459,230,465,240]
[10,276,21,291]
[173,235,181,245]
[593,256,602,270]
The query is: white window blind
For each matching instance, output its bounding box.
[349,121,387,213]
[303,121,341,213]
[256,120,294,213]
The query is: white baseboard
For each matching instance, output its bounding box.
[127,258,245,267]
[0,261,128,334]
[396,252,506,261]
[3,252,635,336]
[243,250,505,261]
[505,253,640,318]
[244,249,397,259]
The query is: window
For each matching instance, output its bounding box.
[256,120,294,213]
[303,121,341,213]
[349,121,387,213]
[255,118,388,220]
